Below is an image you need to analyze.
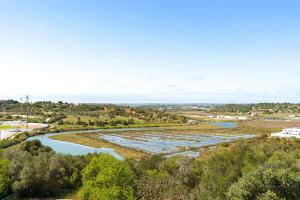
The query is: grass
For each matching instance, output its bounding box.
[260,113,295,119]
[50,133,146,159]
[0,125,13,130]
[241,119,300,129]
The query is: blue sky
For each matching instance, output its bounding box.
[1,0,300,103]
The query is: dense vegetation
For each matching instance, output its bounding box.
[1,136,300,199]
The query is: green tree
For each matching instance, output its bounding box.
[81,154,135,200]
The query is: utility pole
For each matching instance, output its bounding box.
[20,97,23,124]
[26,95,29,129]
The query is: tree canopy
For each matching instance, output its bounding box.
[81,154,135,200]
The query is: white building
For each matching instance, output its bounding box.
[271,128,300,139]
[216,115,248,120]
[187,120,198,125]
[216,115,236,120]
[237,116,248,120]
[207,115,215,119]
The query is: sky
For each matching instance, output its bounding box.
[1,0,300,103]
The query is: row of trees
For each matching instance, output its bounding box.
[1,136,300,199]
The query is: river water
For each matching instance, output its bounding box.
[27,132,123,159]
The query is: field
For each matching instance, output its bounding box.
[0,125,13,130]
[241,119,300,128]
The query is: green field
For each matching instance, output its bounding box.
[0,125,13,130]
